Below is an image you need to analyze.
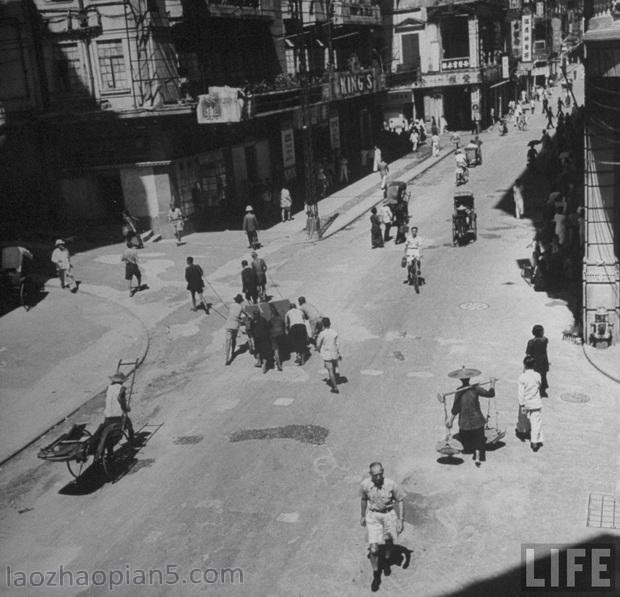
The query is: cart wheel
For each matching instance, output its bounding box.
[66,430,93,478]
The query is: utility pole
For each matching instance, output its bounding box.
[296,0,320,239]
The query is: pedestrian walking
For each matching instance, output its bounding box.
[372,145,382,172]
[380,202,393,241]
[280,187,292,222]
[431,133,440,157]
[242,205,260,249]
[430,117,439,136]
[298,296,322,343]
[440,115,448,134]
[378,160,389,194]
[168,204,185,245]
[251,251,267,300]
[445,369,497,467]
[359,462,405,592]
[370,207,384,248]
[542,96,549,113]
[518,356,544,451]
[513,179,525,219]
[185,256,209,312]
[409,128,419,152]
[316,317,342,393]
[51,239,78,292]
[553,206,567,246]
[121,240,142,296]
[339,155,349,184]
[545,106,554,129]
[241,259,259,304]
[121,209,143,248]
[285,302,308,365]
[224,294,246,365]
[473,134,483,165]
[526,324,550,397]
[269,304,286,371]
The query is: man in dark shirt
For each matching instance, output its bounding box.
[185,256,208,312]
[446,370,496,467]
[269,304,286,371]
[241,260,259,304]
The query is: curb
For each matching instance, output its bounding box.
[581,344,620,385]
[320,146,456,240]
[0,285,151,467]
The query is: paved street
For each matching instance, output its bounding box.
[2,73,620,597]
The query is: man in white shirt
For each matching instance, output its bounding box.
[316,317,341,394]
[379,202,393,242]
[518,356,544,451]
[404,226,422,281]
[224,294,247,365]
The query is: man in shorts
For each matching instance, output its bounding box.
[121,240,141,296]
[360,462,405,592]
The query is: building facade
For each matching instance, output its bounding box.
[582,0,620,343]
[0,0,386,236]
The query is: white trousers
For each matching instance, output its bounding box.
[527,409,544,443]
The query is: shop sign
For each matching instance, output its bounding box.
[281,128,296,168]
[197,86,243,124]
[329,69,383,100]
[536,2,544,17]
[521,14,532,63]
[418,71,481,87]
[329,116,340,149]
[502,55,509,79]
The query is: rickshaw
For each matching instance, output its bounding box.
[452,191,477,246]
[0,245,40,310]
[38,359,139,481]
[386,181,411,244]
[464,142,481,167]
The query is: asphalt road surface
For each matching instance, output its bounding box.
[2,96,619,597]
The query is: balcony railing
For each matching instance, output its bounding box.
[386,68,420,88]
[441,57,470,71]
[331,1,381,25]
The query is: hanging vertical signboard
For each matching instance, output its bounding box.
[281,128,296,168]
[502,55,509,79]
[521,13,532,63]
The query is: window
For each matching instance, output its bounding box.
[54,44,83,93]
[97,40,128,91]
[401,33,420,69]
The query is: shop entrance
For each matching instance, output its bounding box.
[443,87,471,131]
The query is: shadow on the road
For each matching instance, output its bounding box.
[441,533,620,596]
[436,455,465,465]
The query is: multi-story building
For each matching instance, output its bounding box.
[0,0,387,236]
[382,0,510,131]
[581,0,619,343]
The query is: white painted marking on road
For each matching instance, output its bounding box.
[360,369,383,376]
[407,371,434,378]
[287,536,301,545]
[167,321,201,340]
[276,512,299,523]
[273,398,294,406]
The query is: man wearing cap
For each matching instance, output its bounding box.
[446,369,496,467]
[251,251,268,300]
[360,462,405,592]
[92,372,135,455]
[51,239,78,292]
[224,294,246,365]
[242,206,259,249]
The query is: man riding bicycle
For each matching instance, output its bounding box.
[404,226,422,283]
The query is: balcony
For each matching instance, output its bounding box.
[165,0,279,22]
[281,0,329,23]
[331,1,381,26]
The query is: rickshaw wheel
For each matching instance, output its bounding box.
[66,430,93,479]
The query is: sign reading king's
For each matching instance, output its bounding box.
[329,69,384,101]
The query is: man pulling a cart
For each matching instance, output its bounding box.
[92,371,136,456]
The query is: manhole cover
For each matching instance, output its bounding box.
[459,302,489,311]
[229,425,328,445]
[173,435,204,445]
[560,392,591,403]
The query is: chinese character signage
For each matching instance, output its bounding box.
[281,128,295,168]
[502,55,509,79]
[536,1,544,17]
[521,13,532,62]
[197,87,243,124]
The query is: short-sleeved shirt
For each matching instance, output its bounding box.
[225,302,245,330]
[316,327,340,361]
[185,264,204,292]
[122,247,138,265]
[359,478,405,511]
[299,302,321,324]
[286,307,305,328]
